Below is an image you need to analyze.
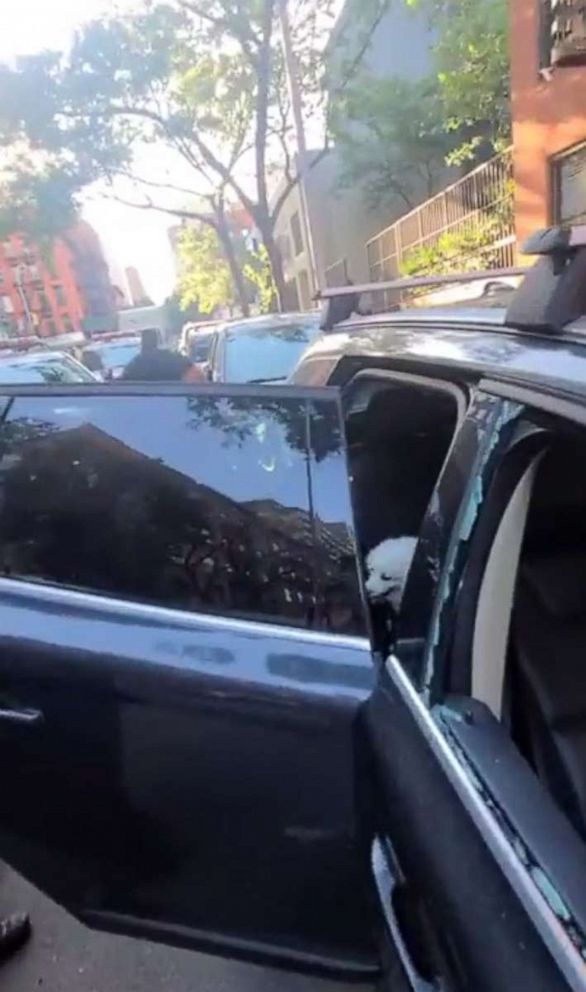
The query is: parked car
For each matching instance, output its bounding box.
[0,349,97,383]
[81,332,141,379]
[178,321,221,362]
[1,231,586,991]
[206,312,321,382]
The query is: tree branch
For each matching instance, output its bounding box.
[87,102,258,216]
[108,167,209,201]
[254,0,275,214]
[100,188,218,228]
[175,0,260,66]
[328,0,390,97]
[272,143,329,223]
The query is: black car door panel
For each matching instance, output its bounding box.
[366,659,571,992]
[1,377,577,990]
[0,383,378,976]
[365,390,577,991]
[439,697,586,980]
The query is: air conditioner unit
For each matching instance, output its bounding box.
[551,0,586,66]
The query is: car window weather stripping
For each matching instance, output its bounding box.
[384,655,586,992]
[422,398,523,702]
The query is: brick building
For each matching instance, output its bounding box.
[0,220,116,339]
[510,1,586,246]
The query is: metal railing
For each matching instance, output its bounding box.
[366,148,515,285]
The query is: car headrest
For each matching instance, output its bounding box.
[361,387,454,446]
[522,551,586,621]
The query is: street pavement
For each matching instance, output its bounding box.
[0,864,372,992]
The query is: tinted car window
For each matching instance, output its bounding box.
[85,342,140,371]
[223,321,320,383]
[189,331,214,363]
[0,392,365,634]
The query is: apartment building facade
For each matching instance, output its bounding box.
[0,220,116,339]
[511,0,586,244]
[273,0,435,300]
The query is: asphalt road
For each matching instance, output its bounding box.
[0,864,372,992]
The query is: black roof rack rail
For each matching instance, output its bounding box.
[318,267,525,331]
[506,226,586,333]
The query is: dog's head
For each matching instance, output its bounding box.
[365,536,416,612]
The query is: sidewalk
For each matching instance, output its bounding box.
[0,865,366,992]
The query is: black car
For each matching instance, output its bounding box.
[206,312,321,382]
[1,232,586,992]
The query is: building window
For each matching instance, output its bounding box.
[539,0,554,68]
[290,212,304,257]
[0,295,14,315]
[54,285,66,307]
[546,0,586,68]
[35,291,51,316]
[552,141,586,225]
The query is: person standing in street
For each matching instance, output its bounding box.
[122,328,205,382]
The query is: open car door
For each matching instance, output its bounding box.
[364,390,577,992]
[0,383,380,980]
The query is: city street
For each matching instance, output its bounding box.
[0,864,371,992]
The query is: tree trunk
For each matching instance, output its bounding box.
[215,213,250,317]
[257,217,287,313]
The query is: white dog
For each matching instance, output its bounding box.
[365,536,417,612]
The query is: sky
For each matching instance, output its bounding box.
[0,0,178,304]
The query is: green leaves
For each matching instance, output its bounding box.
[329,0,509,211]
[177,223,235,314]
[415,0,510,161]
[330,74,454,210]
[242,244,276,314]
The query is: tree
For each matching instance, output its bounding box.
[177,222,237,315]
[328,0,509,213]
[330,75,454,211]
[0,0,341,311]
[406,0,510,164]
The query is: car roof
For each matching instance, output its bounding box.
[83,335,140,351]
[221,312,320,335]
[0,350,72,365]
[293,305,586,400]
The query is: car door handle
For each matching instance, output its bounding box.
[0,706,43,726]
[372,837,437,992]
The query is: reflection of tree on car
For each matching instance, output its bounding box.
[0,395,361,633]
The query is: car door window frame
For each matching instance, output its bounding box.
[0,381,370,640]
[341,366,468,421]
[385,378,586,992]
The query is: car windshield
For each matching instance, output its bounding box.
[223,320,320,383]
[0,355,95,384]
[88,341,140,370]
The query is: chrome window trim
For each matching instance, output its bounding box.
[0,574,371,652]
[385,653,586,992]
